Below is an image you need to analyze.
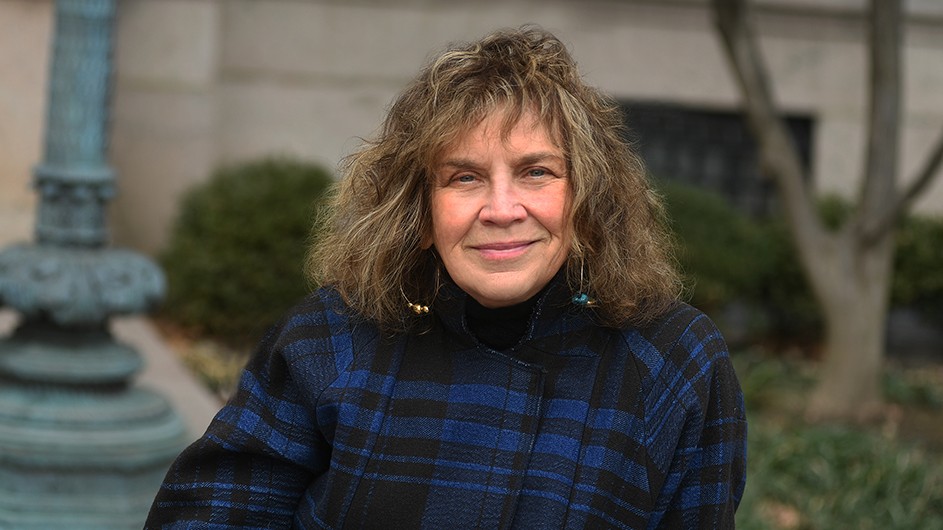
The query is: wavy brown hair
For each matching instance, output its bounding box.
[307,26,680,330]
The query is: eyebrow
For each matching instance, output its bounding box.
[438,151,565,170]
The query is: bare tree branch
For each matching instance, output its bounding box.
[710,0,824,247]
[862,124,943,243]
[856,0,902,247]
[898,125,943,209]
[857,0,943,245]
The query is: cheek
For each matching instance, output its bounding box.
[537,187,571,237]
[428,193,459,249]
[551,202,569,233]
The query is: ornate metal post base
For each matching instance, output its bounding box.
[0,1,187,527]
[0,326,184,527]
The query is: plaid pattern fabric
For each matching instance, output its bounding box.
[146,278,747,529]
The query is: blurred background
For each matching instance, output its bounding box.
[1,0,942,528]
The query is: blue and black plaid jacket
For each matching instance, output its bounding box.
[147,278,747,529]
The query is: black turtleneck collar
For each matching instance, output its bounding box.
[428,267,592,354]
[464,285,549,351]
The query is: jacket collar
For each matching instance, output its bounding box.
[429,268,598,355]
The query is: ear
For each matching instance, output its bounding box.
[421,232,434,250]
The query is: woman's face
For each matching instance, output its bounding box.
[429,110,571,308]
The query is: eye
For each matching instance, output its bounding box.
[526,168,547,178]
[455,174,476,183]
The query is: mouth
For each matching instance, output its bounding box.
[472,240,536,259]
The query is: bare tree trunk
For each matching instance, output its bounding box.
[804,234,895,422]
[804,0,901,422]
[709,0,933,423]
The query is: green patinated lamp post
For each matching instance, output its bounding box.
[0,0,187,527]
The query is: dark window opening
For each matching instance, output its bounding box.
[619,101,814,218]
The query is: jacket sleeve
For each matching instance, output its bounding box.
[648,308,748,529]
[145,294,345,529]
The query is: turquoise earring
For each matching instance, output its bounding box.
[571,259,596,307]
[571,292,595,306]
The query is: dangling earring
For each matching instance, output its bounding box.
[408,300,430,315]
[402,287,430,315]
[403,251,439,315]
[571,258,596,307]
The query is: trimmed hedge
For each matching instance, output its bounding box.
[661,182,778,309]
[661,182,817,342]
[894,213,943,318]
[661,182,943,344]
[159,157,333,346]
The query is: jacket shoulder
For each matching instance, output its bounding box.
[620,302,732,407]
[245,287,367,400]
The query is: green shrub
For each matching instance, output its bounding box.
[816,193,854,230]
[659,182,815,342]
[661,182,943,345]
[894,213,943,317]
[760,219,822,342]
[737,420,943,530]
[159,157,333,346]
[660,182,776,311]
[732,350,816,413]
[884,368,943,410]
[734,352,943,529]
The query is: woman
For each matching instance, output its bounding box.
[147,27,747,529]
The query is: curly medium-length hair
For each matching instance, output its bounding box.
[307,26,680,330]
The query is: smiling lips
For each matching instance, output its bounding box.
[471,240,537,259]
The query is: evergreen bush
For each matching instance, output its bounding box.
[660,182,776,311]
[894,213,943,317]
[660,182,943,346]
[759,219,822,343]
[159,157,333,346]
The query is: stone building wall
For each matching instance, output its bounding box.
[0,1,52,248]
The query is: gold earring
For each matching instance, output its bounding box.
[402,287,430,315]
[408,301,430,315]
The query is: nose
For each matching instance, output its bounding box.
[480,178,526,225]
